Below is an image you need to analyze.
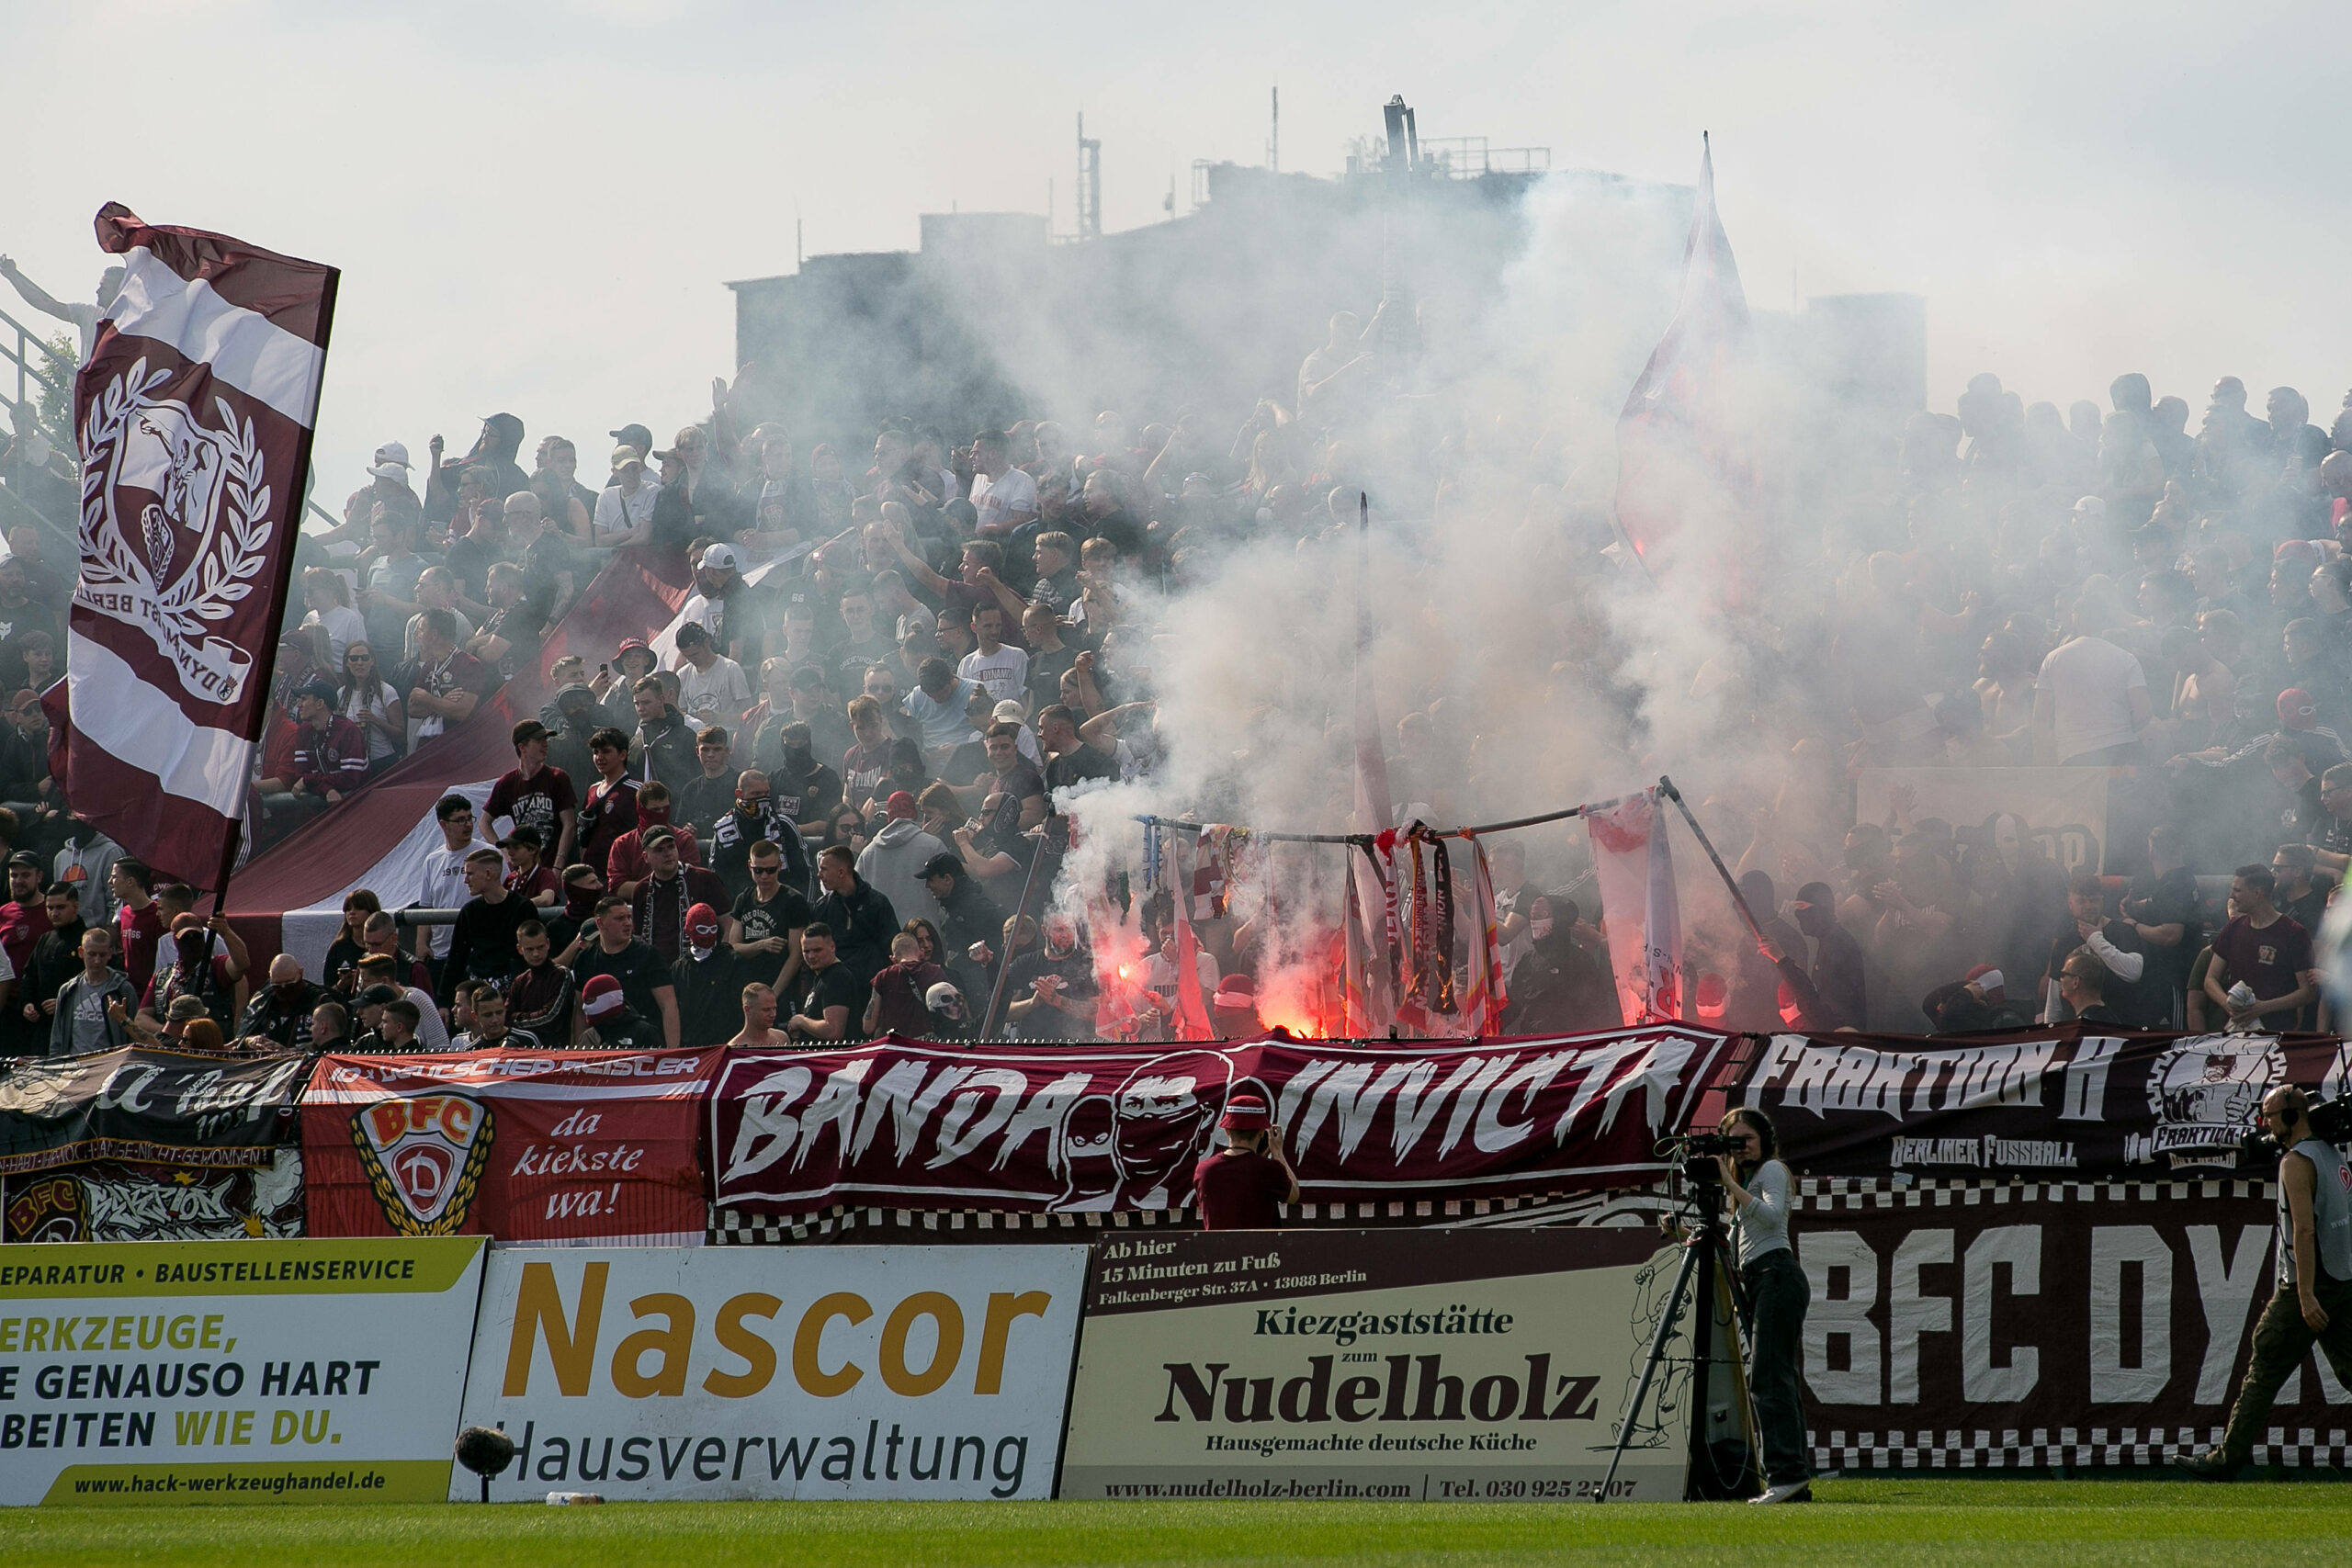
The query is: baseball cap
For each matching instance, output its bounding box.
[919,852,964,881]
[885,790,917,821]
[553,682,595,711]
[1218,1094,1272,1133]
[2279,688,2319,730]
[357,984,401,1008]
[699,543,739,573]
[6,850,40,870]
[296,678,339,708]
[609,423,654,453]
[368,441,412,479]
[581,973,626,1019]
[610,445,646,472]
[2276,539,2324,570]
[501,826,544,851]
[642,826,677,850]
[165,995,209,1023]
[686,903,721,943]
[512,719,551,748]
[991,698,1027,724]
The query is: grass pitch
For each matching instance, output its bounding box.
[3,1480,2349,1567]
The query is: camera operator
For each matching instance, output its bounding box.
[1715,1108,1812,1506]
[2181,1085,2352,1480]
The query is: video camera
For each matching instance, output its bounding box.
[1670,1132,1746,1164]
[2238,1094,2352,1162]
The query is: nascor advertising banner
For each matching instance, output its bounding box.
[1057,1229,1690,1502]
[0,1237,485,1505]
[301,1049,718,1247]
[1731,1029,2352,1181]
[455,1246,1087,1500]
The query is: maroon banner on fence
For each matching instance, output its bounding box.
[710,1026,1731,1218]
[1792,1180,2349,1470]
[1730,1027,2352,1182]
[300,1048,718,1246]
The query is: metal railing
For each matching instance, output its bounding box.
[0,302,75,448]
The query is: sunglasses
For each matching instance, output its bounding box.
[750,864,782,876]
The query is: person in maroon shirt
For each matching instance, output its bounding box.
[0,851,50,981]
[1192,1094,1298,1231]
[487,720,580,866]
[109,857,164,996]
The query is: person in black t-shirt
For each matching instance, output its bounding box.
[2119,823,2205,1028]
[786,924,865,1043]
[563,896,678,1048]
[441,849,536,1009]
[728,837,811,993]
[1036,702,1123,794]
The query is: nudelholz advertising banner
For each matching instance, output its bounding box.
[0,1237,485,1505]
[456,1245,1086,1500]
[1058,1228,1690,1501]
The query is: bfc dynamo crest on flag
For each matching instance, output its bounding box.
[351,1094,495,1235]
[76,360,276,705]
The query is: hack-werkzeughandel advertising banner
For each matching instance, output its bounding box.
[0,1237,485,1505]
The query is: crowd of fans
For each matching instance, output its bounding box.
[5,242,2352,1056]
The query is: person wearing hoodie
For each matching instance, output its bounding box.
[1792,881,1869,1029]
[424,412,529,525]
[1502,897,1619,1033]
[605,781,702,897]
[857,792,948,944]
[671,903,741,1045]
[541,682,607,789]
[756,720,842,838]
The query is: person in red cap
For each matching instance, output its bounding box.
[671,901,739,1046]
[1209,974,1261,1040]
[1193,1093,1298,1230]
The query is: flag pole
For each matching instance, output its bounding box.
[1654,773,1833,1027]
[208,268,342,919]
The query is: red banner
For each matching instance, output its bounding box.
[711,1027,1730,1218]
[300,1048,718,1246]
[57,203,337,885]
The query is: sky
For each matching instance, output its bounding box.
[5,1,2347,510]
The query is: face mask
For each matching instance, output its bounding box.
[640,803,669,825]
[689,940,717,962]
[782,743,813,767]
[1530,918,1555,941]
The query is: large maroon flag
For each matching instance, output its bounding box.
[1613,137,1752,565]
[57,204,337,887]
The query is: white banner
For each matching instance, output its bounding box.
[1855,767,2110,874]
[0,1237,485,1506]
[455,1245,1087,1500]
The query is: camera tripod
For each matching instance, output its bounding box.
[1594,1179,1762,1504]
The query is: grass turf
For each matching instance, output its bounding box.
[4,1480,2350,1567]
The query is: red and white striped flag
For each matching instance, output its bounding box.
[55,204,337,888]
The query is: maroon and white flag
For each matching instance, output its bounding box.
[59,204,337,886]
[1613,136,1754,570]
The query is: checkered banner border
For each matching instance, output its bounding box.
[1811,1425,2350,1471]
[1793,1177,2277,1212]
[707,1185,1669,1246]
